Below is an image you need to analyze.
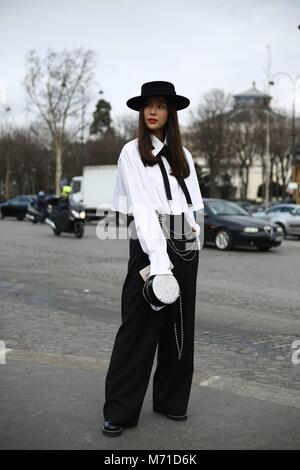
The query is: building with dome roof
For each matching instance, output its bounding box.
[190,83,289,202]
[228,82,278,201]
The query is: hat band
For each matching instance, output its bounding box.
[142,87,176,97]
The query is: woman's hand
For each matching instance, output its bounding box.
[191,223,201,234]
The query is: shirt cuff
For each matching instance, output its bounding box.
[149,251,172,276]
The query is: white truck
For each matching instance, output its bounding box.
[71,165,118,221]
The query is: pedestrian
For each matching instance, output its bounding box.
[36,191,47,222]
[102,81,204,437]
[55,185,72,231]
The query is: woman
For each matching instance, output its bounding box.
[103,81,204,437]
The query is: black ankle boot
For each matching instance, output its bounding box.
[166,413,188,421]
[102,421,123,437]
[154,409,188,421]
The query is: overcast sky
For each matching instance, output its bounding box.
[1,0,300,129]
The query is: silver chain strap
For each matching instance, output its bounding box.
[142,277,184,361]
[174,292,184,360]
[158,214,200,262]
[142,281,149,304]
[166,236,199,262]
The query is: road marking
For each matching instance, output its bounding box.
[0,347,12,364]
[5,349,300,410]
[198,376,221,386]
[6,349,109,371]
[197,375,300,410]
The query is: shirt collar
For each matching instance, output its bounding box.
[151,131,168,157]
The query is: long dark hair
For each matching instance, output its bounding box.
[137,101,190,178]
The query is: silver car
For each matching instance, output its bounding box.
[267,205,300,238]
[251,204,297,220]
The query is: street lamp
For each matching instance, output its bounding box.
[263,44,272,209]
[269,72,300,165]
[265,82,271,208]
[269,72,300,203]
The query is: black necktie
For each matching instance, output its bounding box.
[156,145,173,200]
[154,145,193,206]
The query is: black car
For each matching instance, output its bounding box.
[203,198,284,251]
[0,195,36,220]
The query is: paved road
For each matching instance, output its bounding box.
[0,219,299,449]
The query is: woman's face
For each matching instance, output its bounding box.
[143,96,168,131]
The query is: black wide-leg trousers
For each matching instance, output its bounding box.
[103,215,199,427]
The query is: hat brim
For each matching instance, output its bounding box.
[126,94,190,111]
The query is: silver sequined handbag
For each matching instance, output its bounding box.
[142,273,184,360]
[142,274,180,307]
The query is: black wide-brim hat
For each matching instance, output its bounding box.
[126,81,190,111]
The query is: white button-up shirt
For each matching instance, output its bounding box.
[112,132,204,275]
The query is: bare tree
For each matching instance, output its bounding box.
[269,111,294,198]
[190,89,234,197]
[24,48,96,194]
[115,115,138,142]
[256,109,292,199]
[229,109,261,200]
[0,131,15,200]
[0,106,13,199]
[0,127,53,197]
